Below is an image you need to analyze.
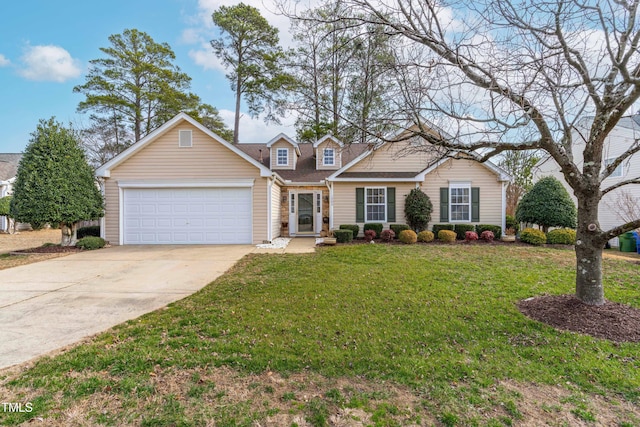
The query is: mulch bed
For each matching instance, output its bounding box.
[518,294,640,343]
[13,246,82,254]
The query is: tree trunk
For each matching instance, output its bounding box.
[61,223,79,247]
[233,76,242,145]
[574,193,606,306]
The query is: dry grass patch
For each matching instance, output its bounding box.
[0,229,61,253]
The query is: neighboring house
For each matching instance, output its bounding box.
[96,113,510,245]
[535,115,640,246]
[0,154,22,232]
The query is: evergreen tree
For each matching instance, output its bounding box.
[516,177,576,233]
[10,118,104,246]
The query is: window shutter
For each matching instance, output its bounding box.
[356,188,365,222]
[471,187,480,222]
[439,187,449,222]
[386,187,396,222]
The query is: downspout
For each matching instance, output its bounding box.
[267,174,274,243]
[97,177,106,240]
[501,180,507,237]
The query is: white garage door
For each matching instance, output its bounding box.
[123,188,252,244]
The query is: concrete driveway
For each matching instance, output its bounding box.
[0,245,254,370]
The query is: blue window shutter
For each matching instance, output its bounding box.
[440,188,449,222]
[471,187,480,222]
[386,187,396,222]
[356,188,364,222]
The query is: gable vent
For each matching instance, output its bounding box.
[179,130,192,147]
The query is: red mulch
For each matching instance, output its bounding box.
[14,245,82,254]
[518,294,640,343]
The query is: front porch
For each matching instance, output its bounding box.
[280,186,330,237]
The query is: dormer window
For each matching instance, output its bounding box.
[277,148,289,166]
[323,148,335,166]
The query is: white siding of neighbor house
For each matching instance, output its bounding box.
[271,182,282,239]
[345,140,440,173]
[332,182,417,236]
[270,139,297,170]
[534,123,640,245]
[421,158,504,228]
[316,139,342,170]
[104,121,268,244]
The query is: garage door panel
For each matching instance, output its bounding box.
[124,187,252,244]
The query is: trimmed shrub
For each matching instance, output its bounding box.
[404,188,433,231]
[480,230,495,242]
[454,224,475,240]
[465,231,478,242]
[432,224,454,236]
[0,196,12,216]
[390,224,410,237]
[77,225,100,239]
[364,229,376,242]
[520,228,547,246]
[380,229,395,242]
[333,229,353,243]
[476,224,502,239]
[398,229,417,244]
[417,230,435,243]
[516,176,576,231]
[547,228,577,245]
[76,236,106,250]
[505,214,519,232]
[438,230,457,243]
[364,223,383,236]
[339,224,360,238]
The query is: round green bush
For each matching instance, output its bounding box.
[339,224,359,238]
[516,176,576,231]
[438,229,457,243]
[398,229,417,244]
[76,236,106,250]
[547,228,577,245]
[519,228,547,246]
[417,230,434,243]
[333,229,353,243]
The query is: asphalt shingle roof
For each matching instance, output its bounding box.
[0,154,22,181]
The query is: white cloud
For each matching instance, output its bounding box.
[0,54,10,67]
[218,109,297,143]
[189,44,226,72]
[18,45,82,82]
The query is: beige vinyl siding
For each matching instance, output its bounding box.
[422,158,504,227]
[103,122,268,244]
[271,182,282,239]
[270,140,296,170]
[332,182,417,235]
[346,140,439,173]
[316,139,342,170]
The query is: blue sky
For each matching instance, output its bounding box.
[0,0,295,153]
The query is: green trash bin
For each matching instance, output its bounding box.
[619,232,636,252]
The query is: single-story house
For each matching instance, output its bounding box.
[535,115,640,246]
[0,153,22,232]
[96,113,510,244]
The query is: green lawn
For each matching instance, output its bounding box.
[1,244,639,426]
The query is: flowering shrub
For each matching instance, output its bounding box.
[364,229,377,242]
[480,230,495,242]
[465,231,478,242]
[417,230,434,243]
[438,230,457,242]
[380,229,395,242]
[398,229,417,244]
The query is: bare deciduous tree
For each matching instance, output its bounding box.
[285,0,640,305]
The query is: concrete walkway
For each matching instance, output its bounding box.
[0,245,253,370]
[252,237,317,254]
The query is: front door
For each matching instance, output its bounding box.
[288,191,322,235]
[297,193,314,233]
